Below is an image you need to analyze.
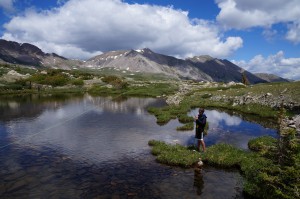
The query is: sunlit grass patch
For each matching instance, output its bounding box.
[248,136,277,157]
[89,82,178,98]
[177,114,194,123]
[201,143,246,168]
[148,140,200,168]
[176,122,194,131]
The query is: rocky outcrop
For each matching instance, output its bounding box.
[287,115,300,135]
[0,70,31,82]
[212,91,299,111]
[166,81,245,105]
[166,82,193,105]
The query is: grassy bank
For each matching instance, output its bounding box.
[88,81,178,98]
[0,66,179,98]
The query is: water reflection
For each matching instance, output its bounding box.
[0,94,277,198]
[189,109,277,149]
[194,168,204,195]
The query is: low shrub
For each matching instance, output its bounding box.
[71,79,84,86]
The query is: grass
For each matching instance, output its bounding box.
[182,93,279,118]
[147,104,191,125]
[248,136,277,156]
[148,140,200,167]
[88,82,178,98]
[176,122,194,131]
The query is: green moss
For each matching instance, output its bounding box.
[200,93,212,99]
[70,79,84,86]
[148,140,200,167]
[28,72,70,86]
[248,136,277,156]
[177,114,194,123]
[176,122,194,131]
[201,143,246,168]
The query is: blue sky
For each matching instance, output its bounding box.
[0,0,300,80]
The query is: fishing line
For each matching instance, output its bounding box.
[0,92,128,151]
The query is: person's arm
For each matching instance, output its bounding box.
[196,116,206,126]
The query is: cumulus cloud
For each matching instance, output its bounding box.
[286,22,300,44]
[216,0,300,44]
[0,0,15,13]
[1,0,242,60]
[233,51,300,80]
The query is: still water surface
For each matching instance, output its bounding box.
[0,94,277,198]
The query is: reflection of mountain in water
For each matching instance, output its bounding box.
[0,93,166,123]
[0,94,84,122]
[84,95,166,115]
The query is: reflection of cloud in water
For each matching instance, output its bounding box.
[4,96,170,163]
[190,109,242,128]
[205,110,242,127]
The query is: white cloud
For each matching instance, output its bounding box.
[233,51,300,80]
[1,0,242,60]
[286,22,300,44]
[216,0,300,44]
[0,0,15,13]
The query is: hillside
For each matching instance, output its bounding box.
[0,39,82,69]
[254,73,290,83]
[187,55,265,84]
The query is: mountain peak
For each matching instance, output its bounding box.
[135,48,153,54]
[187,55,214,63]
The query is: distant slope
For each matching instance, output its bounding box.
[186,55,266,84]
[84,48,213,81]
[0,39,82,69]
[254,73,290,83]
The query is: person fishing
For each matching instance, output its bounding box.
[194,108,206,152]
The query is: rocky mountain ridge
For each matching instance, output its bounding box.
[254,73,290,83]
[0,39,288,83]
[0,39,81,69]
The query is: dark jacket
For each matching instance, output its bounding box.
[195,114,207,138]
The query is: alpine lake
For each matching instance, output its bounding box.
[0,93,278,199]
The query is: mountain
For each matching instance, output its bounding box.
[85,48,266,83]
[186,55,266,84]
[0,39,81,69]
[0,39,269,83]
[254,73,290,83]
[84,48,212,81]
